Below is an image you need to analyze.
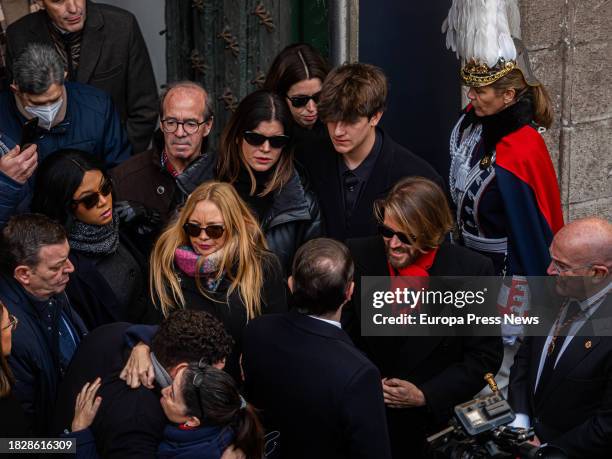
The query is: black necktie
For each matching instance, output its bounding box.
[535,300,582,402]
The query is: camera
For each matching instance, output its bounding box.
[426,374,566,459]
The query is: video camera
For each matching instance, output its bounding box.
[426,374,567,459]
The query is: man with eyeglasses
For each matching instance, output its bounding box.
[508,217,612,458]
[0,213,88,435]
[296,62,443,242]
[343,177,503,458]
[110,81,215,249]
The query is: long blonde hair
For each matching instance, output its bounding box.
[150,181,271,319]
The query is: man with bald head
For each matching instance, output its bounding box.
[509,217,612,458]
[110,81,215,248]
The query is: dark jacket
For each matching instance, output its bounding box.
[65,231,160,330]
[243,310,392,459]
[296,128,443,241]
[158,425,235,459]
[0,82,131,167]
[0,132,32,228]
[173,254,287,380]
[0,275,87,435]
[509,295,612,459]
[345,237,504,458]
[0,392,30,437]
[6,1,158,153]
[249,169,323,275]
[52,322,166,458]
[110,135,216,225]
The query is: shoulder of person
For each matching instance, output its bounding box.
[6,9,47,36]
[346,236,382,262]
[496,124,549,165]
[91,2,139,26]
[381,130,440,176]
[433,242,494,276]
[110,149,158,182]
[66,82,114,114]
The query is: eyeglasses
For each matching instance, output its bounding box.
[72,178,113,209]
[549,259,592,274]
[287,92,321,108]
[378,224,416,245]
[1,314,18,332]
[183,222,225,239]
[243,131,290,149]
[161,118,209,135]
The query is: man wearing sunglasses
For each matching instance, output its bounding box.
[111,81,215,247]
[0,213,88,435]
[343,177,503,458]
[297,62,443,242]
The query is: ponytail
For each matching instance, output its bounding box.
[530,84,554,129]
[233,403,265,459]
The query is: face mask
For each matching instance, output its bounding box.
[25,97,63,130]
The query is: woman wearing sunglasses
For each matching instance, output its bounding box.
[264,43,331,157]
[217,89,322,274]
[150,181,286,380]
[0,300,29,436]
[31,149,157,329]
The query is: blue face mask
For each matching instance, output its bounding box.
[25,97,63,130]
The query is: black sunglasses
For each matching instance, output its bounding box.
[243,131,290,149]
[378,224,416,245]
[287,92,321,108]
[72,179,113,209]
[183,222,225,239]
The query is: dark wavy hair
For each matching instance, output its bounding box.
[31,149,109,230]
[151,310,233,370]
[217,89,295,196]
[182,364,264,459]
[264,43,330,97]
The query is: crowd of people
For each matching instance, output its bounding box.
[0,1,610,459]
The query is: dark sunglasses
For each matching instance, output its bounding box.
[183,222,225,239]
[243,131,290,149]
[378,224,416,245]
[287,92,321,108]
[72,179,113,209]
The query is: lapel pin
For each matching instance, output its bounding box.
[585,340,592,349]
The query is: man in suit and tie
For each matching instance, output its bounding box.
[242,238,391,459]
[295,62,443,241]
[509,217,612,458]
[344,177,503,458]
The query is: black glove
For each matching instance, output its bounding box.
[115,200,162,235]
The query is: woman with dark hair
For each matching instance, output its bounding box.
[71,364,264,459]
[0,300,28,436]
[31,149,157,329]
[264,43,331,156]
[217,89,322,274]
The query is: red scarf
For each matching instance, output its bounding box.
[162,151,180,178]
[388,248,438,315]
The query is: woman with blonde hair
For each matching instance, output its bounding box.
[150,181,286,379]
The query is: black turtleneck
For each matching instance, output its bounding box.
[234,166,276,222]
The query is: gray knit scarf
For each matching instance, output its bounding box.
[68,211,120,256]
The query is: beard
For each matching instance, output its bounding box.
[385,242,419,270]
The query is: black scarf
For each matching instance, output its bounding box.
[462,95,535,154]
[234,166,275,221]
[48,21,83,80]
[68,211,120,256]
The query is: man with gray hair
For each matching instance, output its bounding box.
[110,81,215,245]
[0,43,130,227]
[509,217,612,458]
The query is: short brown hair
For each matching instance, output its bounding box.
[317,63,387,123]
[374,177,453,251]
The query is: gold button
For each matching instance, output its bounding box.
[585,340,592,349]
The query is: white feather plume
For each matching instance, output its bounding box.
[442,0,519,65]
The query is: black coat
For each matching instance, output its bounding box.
[6,0,158,153]
[508,295,612,458]
[345,237,504,458]
[296,128,443,241]
[0,275,88,435]
[253,169,323,275]
[52,322,166,458]
[0,392,29,437]
[243,310,392,459]
[176,254,287,380]
[66,231,160,330]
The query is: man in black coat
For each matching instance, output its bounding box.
[0,214,87,435]
[6,0,158,153]
[297,63,443,242]
[344,177,503,458]
[243,238,392,459]
[52,310,234,458]
[509,217,612,458]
